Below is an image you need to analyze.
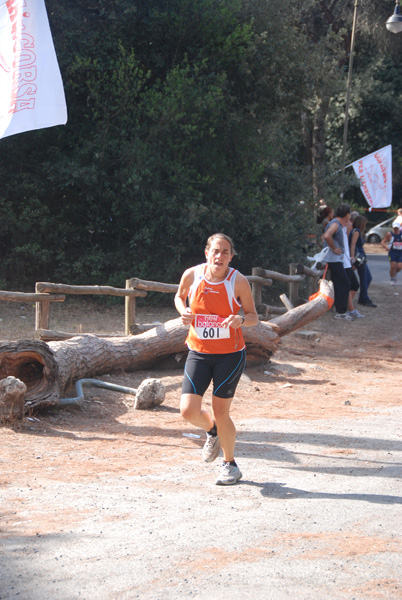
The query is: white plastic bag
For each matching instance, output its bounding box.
[307,246,329,269]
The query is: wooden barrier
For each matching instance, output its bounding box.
[34,282,146,339]
[125,275,279,335]
[250,264,325,318]
[295,263,325,297]
[0,290,65,303]
[126,268,324,334]
[125,278,178,335]
[251,266,305,307]
[0,264,326,341]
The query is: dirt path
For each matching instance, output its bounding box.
[1,245,401,599]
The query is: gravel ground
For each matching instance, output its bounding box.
[1,245,401,600]
[1,412,401,600]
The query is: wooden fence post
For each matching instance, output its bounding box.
[288,263,299,305]
[309,275,319,297]
[35,282,50,331]
[294,263,325,300]
[251,267,263,307]
[125,278,136,335]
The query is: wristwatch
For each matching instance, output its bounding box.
[239,315,246,324]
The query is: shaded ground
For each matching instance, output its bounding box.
[0,244,401,599]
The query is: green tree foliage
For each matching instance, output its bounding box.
[6,0,386,290]
[0,0,315,290]
[325,1,402,209]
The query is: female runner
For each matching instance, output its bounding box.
[175,233,258,485]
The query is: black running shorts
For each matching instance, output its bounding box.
[389,250,402,263]
[182,349,246,399]
[345,267,359,292]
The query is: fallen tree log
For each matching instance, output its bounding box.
[270,279,334,336]
[0,279,333,412]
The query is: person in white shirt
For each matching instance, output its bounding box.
[342,217,362,319]
[322,204,352,320]
[393,208,402,228]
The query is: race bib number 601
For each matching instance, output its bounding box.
[194,314,230,340]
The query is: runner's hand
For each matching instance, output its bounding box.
[180,307,194,326]
[222,314,243,329]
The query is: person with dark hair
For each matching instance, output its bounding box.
[394,207,402,227]
[381,221,402,285]
[174,233,258,485]
[317,205,334,231]
[342,215,362,318]
[322,204,353,320]
[350,215,377,308]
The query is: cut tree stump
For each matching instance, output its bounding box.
[0,376,27,420]
[0,279,333,412]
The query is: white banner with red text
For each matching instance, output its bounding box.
[0,0,67,139]
[348,145,392,209]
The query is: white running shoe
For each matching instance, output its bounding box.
[334,312,354,320]
[202,433,220,463]
[390,279,396,286]
[348,310,365,318]
[216,462,242,486]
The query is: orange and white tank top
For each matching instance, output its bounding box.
[186,264,245,354]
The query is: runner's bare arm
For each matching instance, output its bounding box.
[350,230,359,263]
[323,222,342,254]
[381,232,391,251]
[222,273,258,329]
[174,268,196,325]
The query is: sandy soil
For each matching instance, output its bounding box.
[0,244,401,600]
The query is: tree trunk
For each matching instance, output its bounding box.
[0,280,333,412]
[311,95,331,203]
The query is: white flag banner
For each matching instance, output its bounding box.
[0,0,67,139]
[349,145,392,209]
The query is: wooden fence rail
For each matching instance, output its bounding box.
[251,263,324,311]
[34,282,147,339]
[0,264,324,341]
[0,291,65,303]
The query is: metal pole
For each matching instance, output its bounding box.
[340,0,359,198]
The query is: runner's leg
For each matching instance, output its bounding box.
[181,351,215,431]
[210,349,245,461]
[180,393,214,431]
[212,396,235,462]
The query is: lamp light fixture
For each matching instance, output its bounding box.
[386,0,402,34]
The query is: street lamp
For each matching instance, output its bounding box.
[340,0,402,197]
[386,0,402,33]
